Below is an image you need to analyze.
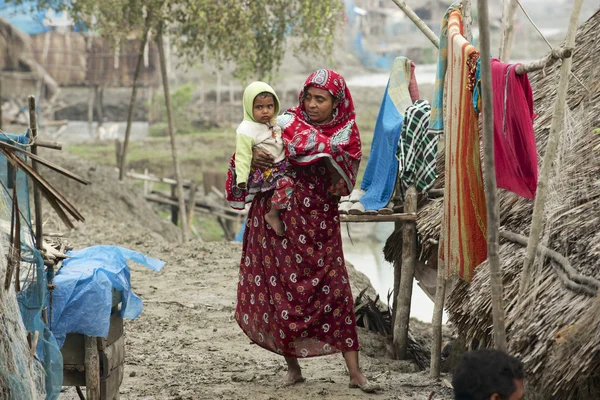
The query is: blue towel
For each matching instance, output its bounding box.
[360,57,414,210]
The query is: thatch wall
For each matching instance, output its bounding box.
[387,9,600,399]
[30,32,160,88]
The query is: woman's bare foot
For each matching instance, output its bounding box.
[265,208,285,236]
[283,357,304,386]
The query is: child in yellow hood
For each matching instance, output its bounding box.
[235,82,294,236]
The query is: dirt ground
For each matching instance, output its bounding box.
[43,152,454,400]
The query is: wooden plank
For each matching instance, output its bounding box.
[85,336,101,400]
[98,312,124,351]
[63,365,85,386]
[100,336,125,379]
[62,333,85,366]
[100,363,124,400]
[340,213,417,223]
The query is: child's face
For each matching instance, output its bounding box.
[253,95,275,123]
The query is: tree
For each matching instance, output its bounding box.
[8,0,343,81]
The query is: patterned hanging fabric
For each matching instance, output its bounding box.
[438,8,488,282]
[396,100,438,200]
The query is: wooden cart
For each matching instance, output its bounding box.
[60,289,125,400]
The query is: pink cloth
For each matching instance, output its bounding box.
[491,58,538,199]
[409,61,420,102]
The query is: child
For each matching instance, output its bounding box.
[235,82,294,236]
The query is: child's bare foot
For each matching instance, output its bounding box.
[265,208,285,236]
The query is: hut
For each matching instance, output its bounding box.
[385,9,600,399]
[0,17,59,101]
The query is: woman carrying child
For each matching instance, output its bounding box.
[226,70,378,393]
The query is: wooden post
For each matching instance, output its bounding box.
[84,336,100,400]
[186,181,197,235]
[115,140,122,167]
[478,0,507,352]
[119,11,153,180]
[392,176,402,328]
[430,236,446,378]
[499,0,519,62]
[87,86,95,139]
[143,168,150,195]
[28,96,43,250]
[170,184,179,226]
[390,0,440,49]
[95,86,104,132]
[157,25,189,240]
[519,0,583,299]
[393,185,417,359]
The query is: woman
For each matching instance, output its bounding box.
[227,69,378,393]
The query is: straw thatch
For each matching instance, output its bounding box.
[29,32,160,88]
[385,9,600,399]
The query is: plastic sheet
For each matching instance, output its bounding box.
[51,245,165,348]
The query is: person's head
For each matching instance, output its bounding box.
[252,92,276,124]
[242,82,280,124]
[299,69,350,125]
[453,349,525,400]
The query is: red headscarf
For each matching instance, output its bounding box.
[279,69,362,196]
[225,69,361,208]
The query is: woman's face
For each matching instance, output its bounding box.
[303,86,338,124]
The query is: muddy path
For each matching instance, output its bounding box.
[46,153,453,400]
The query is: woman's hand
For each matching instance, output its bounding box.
[251,147,275,169]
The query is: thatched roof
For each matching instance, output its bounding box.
[387,9,600,399]
[29,32,160,88]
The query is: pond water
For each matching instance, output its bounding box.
[341,222,448,323]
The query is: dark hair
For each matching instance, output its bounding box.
[453,349,524,400]
[255,92,274,102]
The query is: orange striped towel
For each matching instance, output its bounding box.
[441,10,487,281]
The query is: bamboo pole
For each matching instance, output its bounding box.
[28,96,43,250]
[430,235,446,378]
[119,12,153,180]
[390,0,440,49]
[87,86,94,139]
[157,25,189,240]
[478,0,507,352]
[393,185,417,359]
[518,0,584,299]
[499,0,519,62]
[514,47,572,75]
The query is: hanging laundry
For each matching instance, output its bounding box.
[491,58,538,199]
[435,6,487,282]
[360,56,420,211]
[396,100,438,201]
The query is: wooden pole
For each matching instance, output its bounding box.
[119,12,153,180]
[84,336,100,400]
[157,25,189,240]
[430,235,446,377]
[390,0,440,49]
[170,184,179,226]
[393,185,417,359]
[478,0,507,352]
[499,0,519,62]
[514,47,572,75]
[462,0,473,43]
[186,181,197,235]
[28,96,43,250]
[518,0,583,299]
[87,86,95,139]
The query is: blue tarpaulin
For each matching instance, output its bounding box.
[51,245,165,348]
